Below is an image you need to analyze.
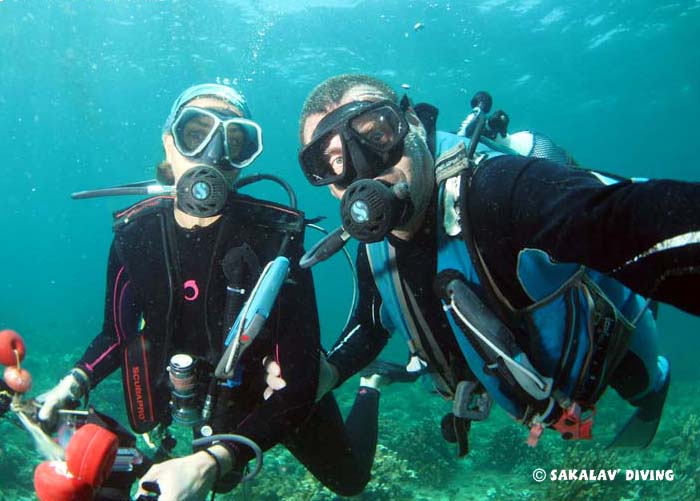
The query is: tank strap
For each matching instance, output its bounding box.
[367,241,457,396]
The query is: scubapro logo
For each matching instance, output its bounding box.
[351,200,370,223]
[132,366,146,421]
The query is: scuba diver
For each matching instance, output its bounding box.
[34,83,383,500]
[295,73,700,459]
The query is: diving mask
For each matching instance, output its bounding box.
[172,106,263,170]
[299,99,409,188]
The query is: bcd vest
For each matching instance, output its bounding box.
[367,131,656,437]
[112,194,306,432]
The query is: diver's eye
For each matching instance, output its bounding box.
[329,154,344,174]
[181,115,216,151]
[354,116,393,146]
[368,129,389,144]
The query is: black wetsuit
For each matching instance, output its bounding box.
[328,156,700,393]
[0,381,12,417]
[73,194,376,496]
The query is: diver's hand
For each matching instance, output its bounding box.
[262,353,338,402]
[135,449,225,501]
[37,369,88,424]
[262,356,286,400]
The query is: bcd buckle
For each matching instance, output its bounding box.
[552,402,595,441]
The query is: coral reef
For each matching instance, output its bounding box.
[648,413,700,500]
[2,358,699,500]
[475,423,552,473]
[380,414,457,486]
[544,444,629,500]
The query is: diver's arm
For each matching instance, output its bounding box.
[326,244,391,386]
[38,243,131,422]
[481,156,700,314]
[136,444,233,500]
[74,242,137,386]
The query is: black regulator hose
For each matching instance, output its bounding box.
[233,173,297,209]
[466,91,493,160]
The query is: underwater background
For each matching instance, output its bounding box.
[1,0,699,499]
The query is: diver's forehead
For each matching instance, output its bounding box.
[302,84,389,144]
[183,96,243,116]
[340,85,388,105]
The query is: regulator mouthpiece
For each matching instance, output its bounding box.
[340,179,412,243]
[176,165,229,218]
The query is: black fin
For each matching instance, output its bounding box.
[609,371,670,449]
[360,360,421,383]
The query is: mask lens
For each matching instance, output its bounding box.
[223,120,263,168]
[350,105,405,152]
[172,108,217,156]
[299,131,346,186]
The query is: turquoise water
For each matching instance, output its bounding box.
[1,0,699,499]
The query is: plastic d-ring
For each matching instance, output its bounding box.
[34,461,94,501]
[65,423,119,488]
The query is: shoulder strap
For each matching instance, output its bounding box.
[413,102,439,157]
[457,156,522,331]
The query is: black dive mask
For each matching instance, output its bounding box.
[299,99,410,188]
[340,179,413,242]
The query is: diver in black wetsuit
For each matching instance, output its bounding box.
[296,74,700,457]
[35,83,379,500]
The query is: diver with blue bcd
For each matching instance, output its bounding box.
[297,74,699,465]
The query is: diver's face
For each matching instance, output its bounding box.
[163,96,244,185]
[225,123,245,160]
[302,85,435,237]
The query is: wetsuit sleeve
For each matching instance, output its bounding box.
[227,259,321,462]
[0,380,12,417]
[326,244,391,386]
[75,241,137,386]
[473,155,700,314]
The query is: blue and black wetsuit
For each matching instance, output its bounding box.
[327,149,700,434]
[327,197,471,394]
[469,155,700,316]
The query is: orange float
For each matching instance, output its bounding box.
[65,423,119,489]
[3,365,32,393]
[34,461,94,501]
[0,329,26,366]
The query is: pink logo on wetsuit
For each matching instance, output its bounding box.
[183,279,200,301]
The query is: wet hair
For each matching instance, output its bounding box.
[156,161,175,185]
[299,74,397,141]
